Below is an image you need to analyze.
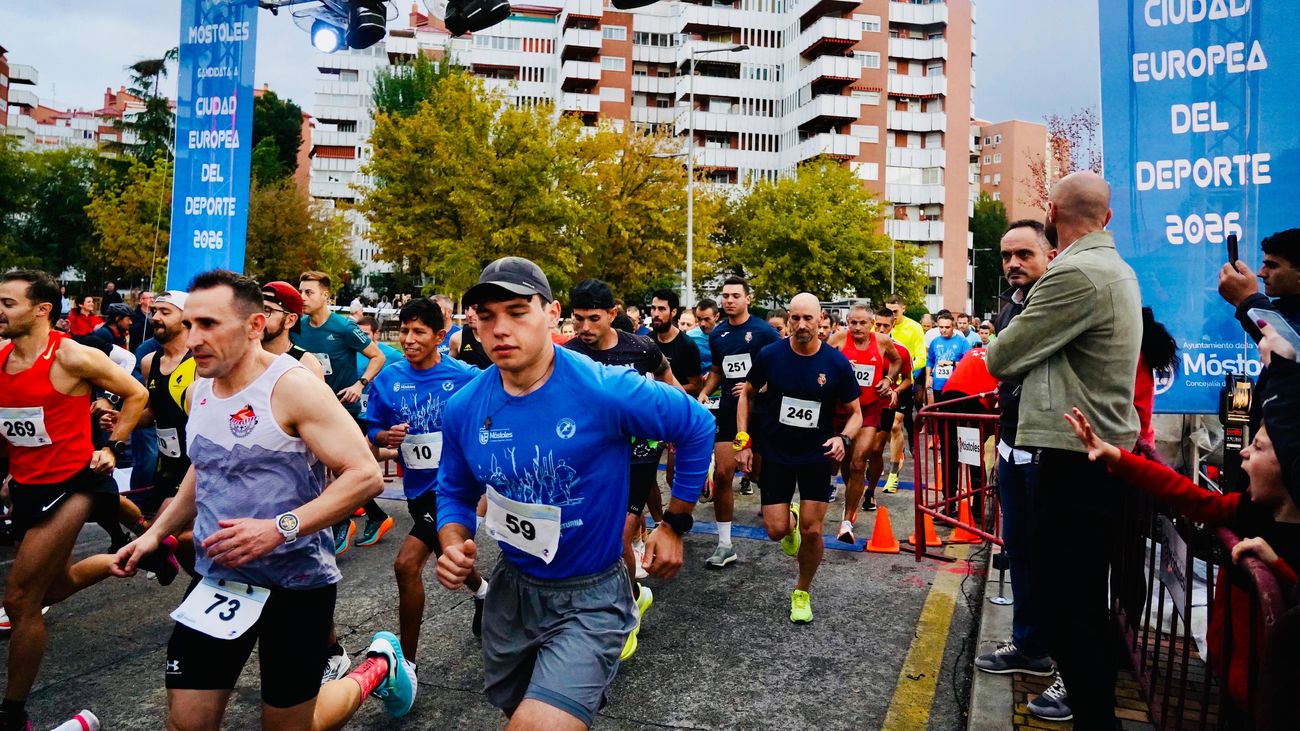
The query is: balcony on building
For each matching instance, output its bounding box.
[790,94,862,131]
[800,54,862,92]
[887,146,945,168]
[887,110,947,132]
[886,73,946,97]
[888,1,949,26]
[560,60,601,92]
[799,0,861,26]
[7,63,37,86]
[313,129,360,149]
[799,17,861,59]
[561,92,600,114]
[794,132,860,162]
[888,37,947,60]
[885,218,945,242]
[562,0,602,29]
[7,87,37,110]
[561,26,601,61]
[631,73,676,95]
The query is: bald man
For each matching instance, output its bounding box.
[735,293,861,624]
[987,171,1142,727]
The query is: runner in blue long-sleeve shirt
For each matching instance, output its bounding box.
[434,257,713,731]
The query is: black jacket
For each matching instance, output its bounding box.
[994,286,1027,447]
[1234,293,1300,433]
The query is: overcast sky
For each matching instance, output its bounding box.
[0,0,1099,123]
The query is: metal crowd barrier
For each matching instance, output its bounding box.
[911,391,1002,561]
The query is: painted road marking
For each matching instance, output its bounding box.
[882,545,972,730]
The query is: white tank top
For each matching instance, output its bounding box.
[187,354,338,589]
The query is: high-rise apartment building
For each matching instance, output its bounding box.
[975,118,1049,224]
[310,0,975,310]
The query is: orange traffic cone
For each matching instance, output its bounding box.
[949,498,982,544]
[907,513,943,547]
[866,506,901,554]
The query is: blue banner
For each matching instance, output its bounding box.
[1100,0,1299,413]
[166,0,258,290]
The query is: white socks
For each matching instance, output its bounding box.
[718,521,733,547]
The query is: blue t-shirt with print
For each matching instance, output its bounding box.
[365,356,480,499]
[927,334,972,391]
[292,313,374,415]
[436,346,715,579]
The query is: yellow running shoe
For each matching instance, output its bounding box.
[790,589,813,624]
[882,473,900,493]
[620,618,640,661]
[780,503,801,556]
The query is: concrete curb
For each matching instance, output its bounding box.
[967,547,1016,731]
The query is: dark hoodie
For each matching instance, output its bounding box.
[1234,293,1300,434]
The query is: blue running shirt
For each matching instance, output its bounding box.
[437,346,715,579]
[709,316,781,410]
[291,313,374,415]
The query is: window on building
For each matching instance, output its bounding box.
[473,35,522,51]
[928,31,944,40]
[860,51,881,69]
[851,90,881,105]
[706,134,728,149]
[992,192,1001,201]
[852,124,879,143]
[656,98,671,108]
[888,61,898,74]
[924,132,941,148]
[994,153,1002,163]
[982,174,989,183]
[983,155,991,164]
[859,14,882,32]
[926,61,943,77]
[602,25,627,41]
[994,134,1002,144]
[983,136,991,145]
[601,56,626,72]
[993,173,1001,185]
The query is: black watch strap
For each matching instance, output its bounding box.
[661,510,693,536]
[106,440,129,458]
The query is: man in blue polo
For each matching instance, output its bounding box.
[435,257,714,730]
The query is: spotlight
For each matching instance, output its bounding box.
[346,0,387,49]
[444,0,511,37]
[611,0,658,8]
[311,17,344,52]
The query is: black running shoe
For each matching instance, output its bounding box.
[472,596,484,638]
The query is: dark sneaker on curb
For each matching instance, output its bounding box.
[974,642,1054,676]
[1027,676,1072,721]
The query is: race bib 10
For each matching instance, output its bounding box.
[157,427,182,458]
[485,485,562,564]
[401,431,443,470]
[0,407,51,448]
[170,577,270,640]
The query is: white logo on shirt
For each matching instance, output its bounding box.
[556,418,577,439]
[442,381,454,391]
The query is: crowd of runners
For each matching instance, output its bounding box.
[2,170,1299,730]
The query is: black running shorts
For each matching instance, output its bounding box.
[166,579,337,708]
[758,460,834,506]
[407,491,441,551]
[9,468,118,541]
[628,462,658,516]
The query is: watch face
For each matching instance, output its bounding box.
[277,513,299,533]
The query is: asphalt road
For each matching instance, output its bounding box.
[0,476,983,730]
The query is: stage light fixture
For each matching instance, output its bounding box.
[311,17,344,52]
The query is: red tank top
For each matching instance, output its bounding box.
[841,332,885,406]
[0,331,94,484]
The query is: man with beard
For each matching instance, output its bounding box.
[736,293,860,623]
[565,279,680,660]
[260,282,325,380]
[647,288,703,525]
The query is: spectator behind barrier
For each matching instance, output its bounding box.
[1064,321,1300,712]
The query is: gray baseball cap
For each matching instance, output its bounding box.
[463,257,553,307]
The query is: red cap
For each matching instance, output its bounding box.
[262,281,304,317]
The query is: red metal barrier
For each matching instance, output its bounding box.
[911,391,1001,561]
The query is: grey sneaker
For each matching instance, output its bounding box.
[974,642,1054,676]
[704,544,738,569]
[321,644,351,684]
[1027,676,1072,721]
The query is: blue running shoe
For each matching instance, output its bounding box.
[366,631,417,717]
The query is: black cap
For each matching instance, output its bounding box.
[463,257,553,307]
[570,279,616,311]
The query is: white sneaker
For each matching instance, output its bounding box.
[836,520,855,544]
[632,537,649,579]
[321,644,351,684]
[0,606,50,632]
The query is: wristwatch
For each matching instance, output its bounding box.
[275,511,301,544]
[359,377,371,387]
[105,440,129,458]
[660,510,694,536]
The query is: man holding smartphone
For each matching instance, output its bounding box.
[1218,228,1300,428]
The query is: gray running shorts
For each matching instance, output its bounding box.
[482,558,636,725]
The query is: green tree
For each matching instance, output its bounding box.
[360,69,584,296]
[18,148,107,275]
[245,179,356,283]
[112,48,178,163]
[84,157,173,287]
[970,191,1008,318]
[372,53,459,118]
[249,137,288,186]
[723,158,925,305]
[252,90,304,178]
[566,124,724,300]
[0,138,37,269]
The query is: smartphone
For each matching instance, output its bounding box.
[1227,233,1239,265]
[1247,307,1300,351]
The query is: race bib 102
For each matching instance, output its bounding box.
[852,363,876,387]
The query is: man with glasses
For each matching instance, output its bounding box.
[260,282,325,380]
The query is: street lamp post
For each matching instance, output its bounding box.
[683,42,746,309]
